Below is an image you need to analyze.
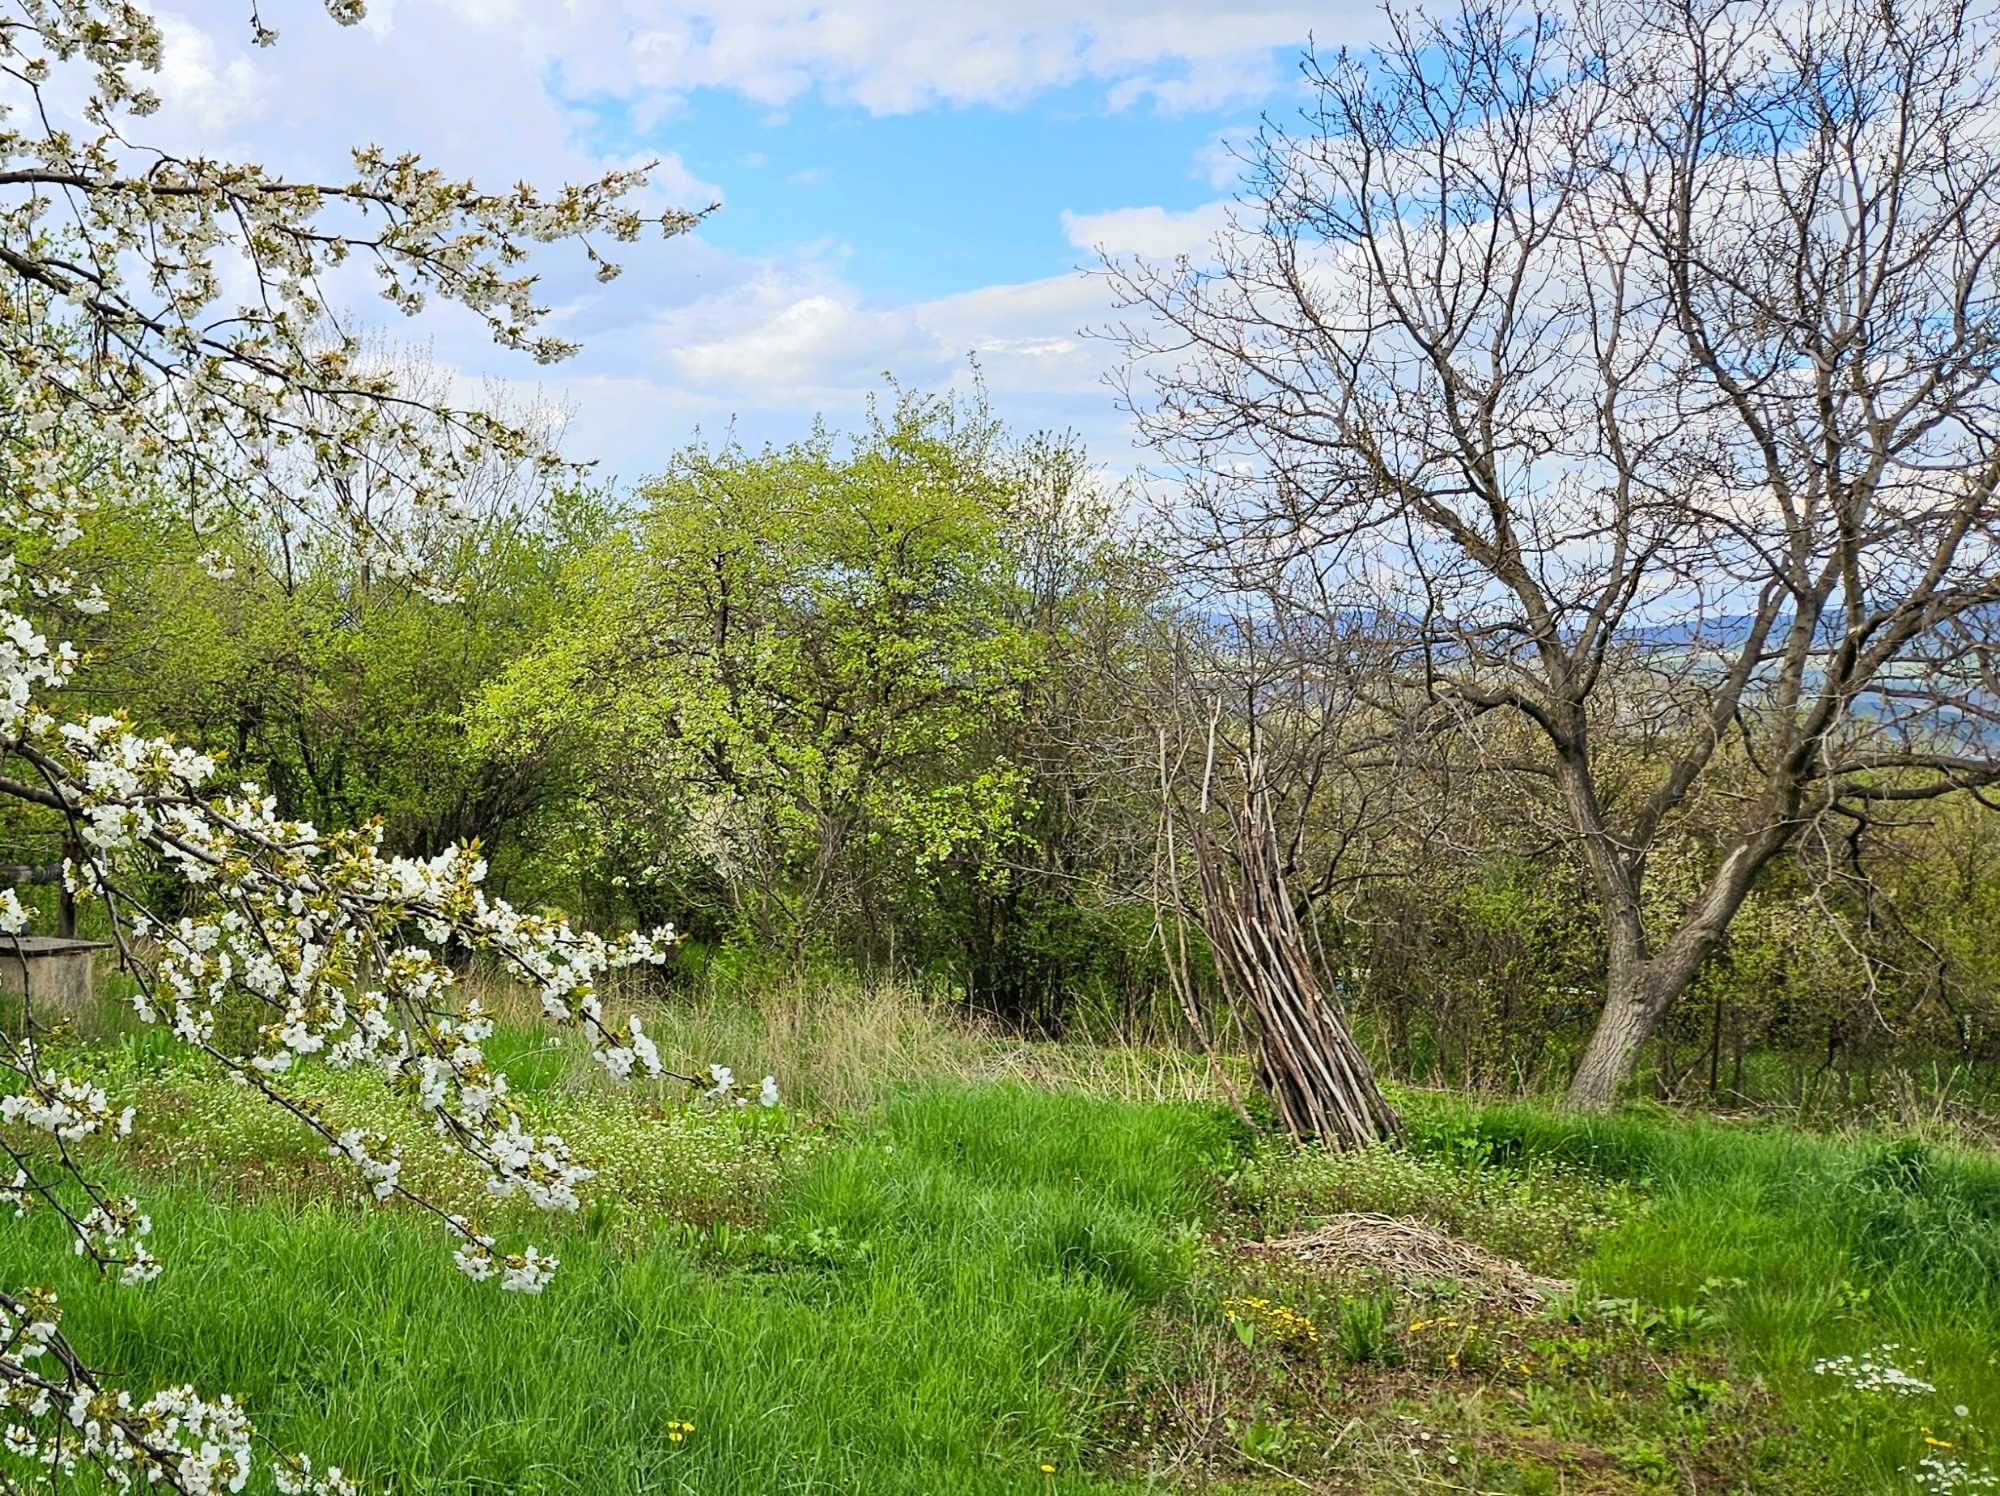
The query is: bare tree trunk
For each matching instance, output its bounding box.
[1565,838,1769,1108]
[1567,968,1665,1109]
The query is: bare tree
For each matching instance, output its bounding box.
[1109,0,2000,1107]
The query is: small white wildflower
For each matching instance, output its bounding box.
[1812,1346,1936,1397]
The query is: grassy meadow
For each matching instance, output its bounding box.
[7,979,1998,1494]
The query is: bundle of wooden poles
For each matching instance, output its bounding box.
[1188,767,1402,1150]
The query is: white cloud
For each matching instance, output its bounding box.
[1105,53,1284,115]
[414,242,1134,484]
[1061,200,1234,259]
[154,10,270,133]
[1192,126,1258,191]
[468,266,1141,484]
[579,2,1341,116]
[637,252,1115,405]
[924,275,1114,396]
[112,3,1363,480]
[669,290,934,395]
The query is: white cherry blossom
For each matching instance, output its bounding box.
[0,1,753,1489]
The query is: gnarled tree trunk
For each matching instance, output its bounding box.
[1564,833,1775,1110]
[1566,969,1668,1110]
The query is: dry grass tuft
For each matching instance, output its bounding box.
[457,967,1245,1117]
[1248,1212,1572,1310]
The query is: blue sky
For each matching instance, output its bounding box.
[583,84,1246,296]
[150,1,1385,483]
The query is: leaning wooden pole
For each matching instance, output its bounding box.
[1190,760,1401,1149]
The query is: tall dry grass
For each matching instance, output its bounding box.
[466,968,1238,1116]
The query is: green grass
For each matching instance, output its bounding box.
[1401,1097,2000,1491]
[9,996,2000,1494]
[0,1085,1235,1495]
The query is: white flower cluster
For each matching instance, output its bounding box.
[0,565,79,737]
[76,1197,162,1285]
[703,1064,782,1109]
[593,1014,665,1083]
[0,1290,60,1367]
[479,1119,593,1213]
[0,1050,136,1142]
[2,1287,320,1493]
[64,1384,252,1492]
[327,1130,404,1201]
[1916,1455,2000,1495]
[446,1219,559,1295]
[0,0,717,1487]
[1811,1344,1938,1397]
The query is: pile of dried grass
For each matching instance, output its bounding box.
[1247,1212,1571,1310]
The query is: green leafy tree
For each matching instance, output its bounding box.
[20,451,609,923]
[482,392,1038,960]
